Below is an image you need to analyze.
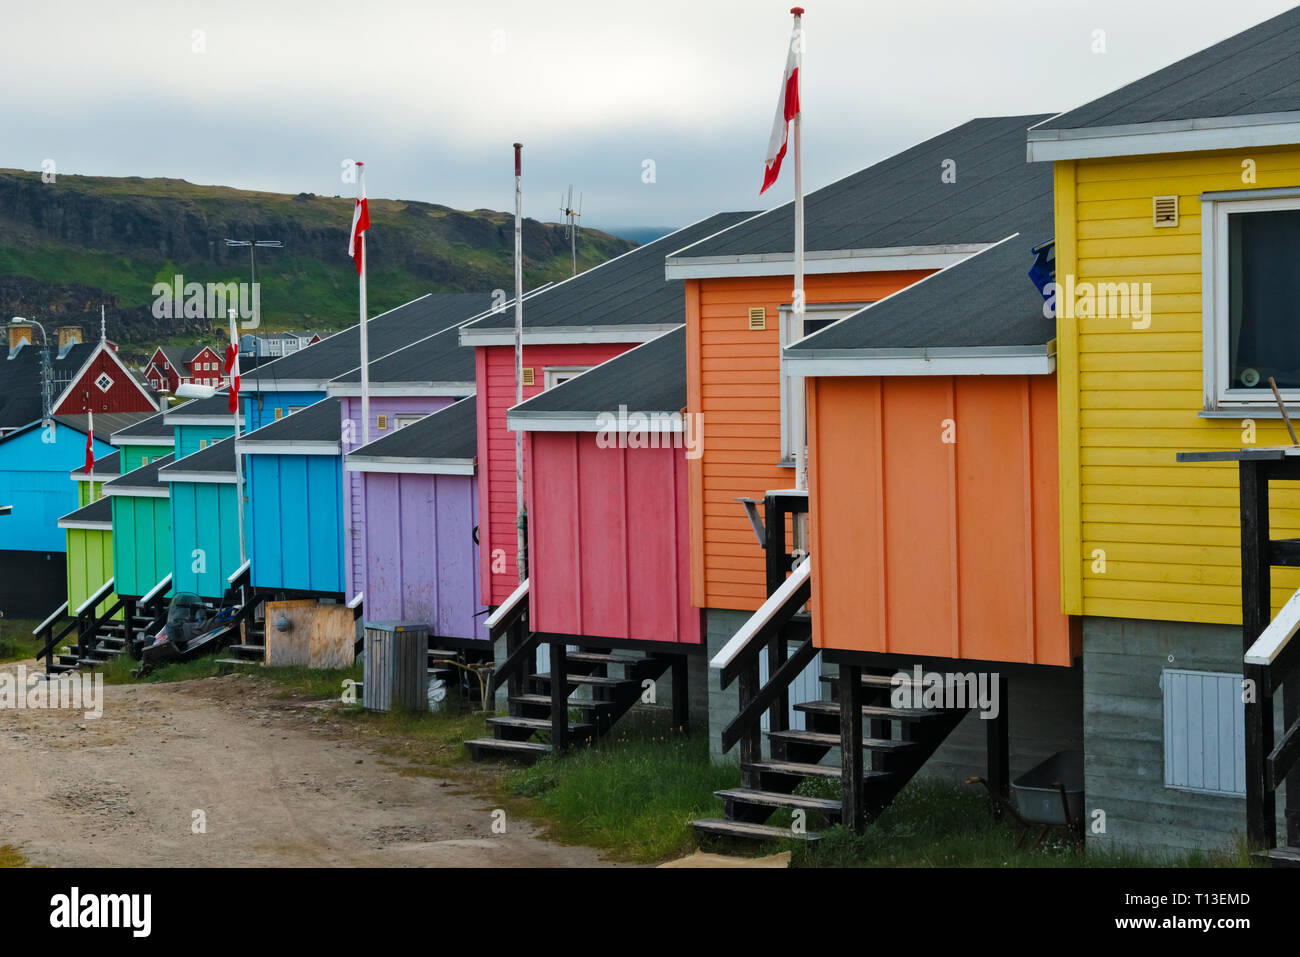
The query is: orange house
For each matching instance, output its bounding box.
[665,115,1060,759]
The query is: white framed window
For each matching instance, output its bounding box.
[1203,189,1300,411]
[394,414,423,430]
[778,302,869,464]
[95,372,114,393]
[1162,668,1245,797]
[544,366,590,389]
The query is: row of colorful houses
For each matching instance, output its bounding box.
[13,7,1300,862]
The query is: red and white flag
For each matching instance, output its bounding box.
[761,17,802,194]
[348,167,370,274]
[225,314,241,414]
[83,409,94,474]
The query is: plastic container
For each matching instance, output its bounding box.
[1012,750,1083,825]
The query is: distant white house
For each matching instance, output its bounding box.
[239,331,321,358]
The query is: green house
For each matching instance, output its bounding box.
[56,497,119,620]
[102,454,175,601]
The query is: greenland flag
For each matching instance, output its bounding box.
[224,314,240,414]
[761,19,801,194]
[84,410,94,474]
[348,180,370,275]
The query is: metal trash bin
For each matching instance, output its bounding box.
[363,622,428,713]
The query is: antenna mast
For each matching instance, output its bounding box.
[559,186,582,277]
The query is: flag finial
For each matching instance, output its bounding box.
[791,6,803,15]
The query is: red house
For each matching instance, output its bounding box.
[52,336,159,416]
[144,345,230,393]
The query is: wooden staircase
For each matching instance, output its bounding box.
[466,644,677,763]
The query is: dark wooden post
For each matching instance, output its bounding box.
[1240,460,1276,850]
[505,616,524,712]
[1285,670,1300,846]
[738,659,762,787]
[840,662,865,833]
[671,654,689,735]
[764,494,791,746]
[550,641,569,753]
[986,677,1010,817]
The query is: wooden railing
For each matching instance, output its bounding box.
[34,578,123,674]
[486,580,533,697]
[1244,586,1300,851]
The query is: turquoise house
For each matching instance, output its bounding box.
[102,453,175,601]
[237,398,345,597]
[164,393,240,456]
[110,409,175,472]
[158,437,246,600]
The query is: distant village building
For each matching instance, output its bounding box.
[239,330,321,358]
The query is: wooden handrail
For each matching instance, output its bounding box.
[720,637,818,753]
[1246,586,1300,667]
[711,558,811,689]
[33,601,69,635]
[486,579,529,635]
[141,573,173,606]
[74,577,115,616]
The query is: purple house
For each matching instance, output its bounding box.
[326,321,477,609]
[344,397,485,642]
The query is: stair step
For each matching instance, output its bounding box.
[428,648,459,659]
[530,673,636,688]
[796,700,956,722]
[743,759,891,782]
[487,715,594,733]
[1261,845,1300,867]
[768,728,915,751]
[692,818,820,843]
[464,738,552,763]
[509,694,616,711]
[716,787,842,815]
[565,651,643,666]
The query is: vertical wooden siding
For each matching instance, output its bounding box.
[111,495,171,598]
[65,527,120,619]
[361,470,486,639]
[339,396,454,601]
[248,453,345,594]
[685,271,933,612]
[169,482,243,599]
[1056,147,1300,625]
[808,374,1073,665]
[477,342,639,607]
[527,432,699,644]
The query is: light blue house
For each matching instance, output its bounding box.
[237,398,345,597]
[163,393,240,457]
[158,436,246,600]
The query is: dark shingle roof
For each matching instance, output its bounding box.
[1034,9,1300,131]
[70,450,120,478]
[111,407,173,441]
[103,453,175,493]
[464,213,753,331]
[787,236,1054,354]
[0,340,99,430]
[350,397,477,461]
[239,397,340,444]
[329,324,474,387]
[510,327,685,419]
[159,436,235,478]
[51,412,155,436]
[242,293,495,388]
[668,116,1054,261]
[163,393,234,420]
[58,496,113,527]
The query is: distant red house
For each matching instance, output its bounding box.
[144,344,230,393]
[52,338,158,416]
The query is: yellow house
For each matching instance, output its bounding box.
[1028,7,1300,857]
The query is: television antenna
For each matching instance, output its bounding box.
[559,186,582,277]
[224,234,282,328]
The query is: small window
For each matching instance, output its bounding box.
[394,414,423,430]
[545,367,590,389]
[95,372,114,393]
[1162,669,1245,797]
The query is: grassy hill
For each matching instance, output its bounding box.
[0,169,635,362]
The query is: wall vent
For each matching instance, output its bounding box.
[1153,195,1180,228]
[522,367,535,386]
[748,307,766,330]
[376,414,388,431]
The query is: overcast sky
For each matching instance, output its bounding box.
[1,0,1295,234]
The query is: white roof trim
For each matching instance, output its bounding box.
[1026,111,1300,163]
[164,413,244,426]
[237,440,341,457]
[507,410,683,433]
[110,433,173,447]
[50,340,160,414]
[58,516,112,531]
[664,244,988,280]
[102,484,169,498]
[458,324,678,347]
[158,469,236,485]
[787,348,1055,377]
[346,456,475,476]
[325,381,475,398]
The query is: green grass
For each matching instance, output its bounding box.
[0,846,28,867]
[333,698,491,772]
[503,721,741,863]
[0,618,42,663]
[95,650,363,696]
[787,778,1253,868]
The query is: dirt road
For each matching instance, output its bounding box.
[0,660,612,867]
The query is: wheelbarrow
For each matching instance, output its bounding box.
[967,749,1084,849]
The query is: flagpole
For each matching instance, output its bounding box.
[357,161,371,449]
[229,309,246,566]
[790,6,807,494]
[513,143,527,584]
